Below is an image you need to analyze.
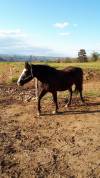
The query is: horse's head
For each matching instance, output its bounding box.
[17,62,34,86]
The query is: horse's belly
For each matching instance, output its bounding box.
[49,84,70,91]
[48,79,73,92]
[57,86,69,91]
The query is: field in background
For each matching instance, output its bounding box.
[0,61,100,83]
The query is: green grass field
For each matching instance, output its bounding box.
[0,61,100,71]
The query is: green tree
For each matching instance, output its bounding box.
[78,49,88,62]
[91,52,99,61]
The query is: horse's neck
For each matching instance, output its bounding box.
[33,66,47,83]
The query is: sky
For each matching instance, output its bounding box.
[0,0,100,57]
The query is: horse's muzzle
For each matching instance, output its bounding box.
[17,81,22,86]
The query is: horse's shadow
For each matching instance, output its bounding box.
[39,101,100,116]
[86,101,100,107]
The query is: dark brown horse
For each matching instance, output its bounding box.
[17,62,84,114]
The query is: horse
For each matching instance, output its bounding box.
[17,62,84,115]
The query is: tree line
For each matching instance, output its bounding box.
[55,49,100,63]
[78,49,99,62]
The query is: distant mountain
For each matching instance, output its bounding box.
[0,57,8,61]
[0,54,59,62]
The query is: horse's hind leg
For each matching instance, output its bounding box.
[65,88,72,107]
[75,81,85,104]
[52,91,58,114]
[79,89,85,104]
[38,89,47,115]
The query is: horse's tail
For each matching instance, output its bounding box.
[74,68,83,94]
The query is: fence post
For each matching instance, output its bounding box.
[34,78,38,100]
[10,67,13,80]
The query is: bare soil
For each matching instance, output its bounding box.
[0,78,100,178]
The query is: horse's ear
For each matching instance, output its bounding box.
[25,62,30,69]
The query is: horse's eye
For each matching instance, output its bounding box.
[25,70,31,76]
[25,70,28,74]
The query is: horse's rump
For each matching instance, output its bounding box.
[62,66,83,92]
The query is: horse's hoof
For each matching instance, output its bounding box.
[52,111,56,114]
[65,104,68,108]
[37,112,41,116]
[65,104,70,108]
[52,111,58,114]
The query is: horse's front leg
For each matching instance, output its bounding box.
[38,89,47,115]
[52,91,59,114]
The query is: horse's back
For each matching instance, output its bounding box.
[63,66,83,73]
[63,66,83,78]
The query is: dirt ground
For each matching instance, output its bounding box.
[0,78,100,177]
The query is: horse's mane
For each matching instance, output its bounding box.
[32,64,58,74]
[32,64,57,70]
[31,64,59,82]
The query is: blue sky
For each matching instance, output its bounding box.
[0,0,100,57]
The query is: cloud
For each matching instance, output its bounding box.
[0,29,28,51]
[0,29,26,37]
[53,22,69,29]
[0,29,60,56]
[59,32,71,36]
